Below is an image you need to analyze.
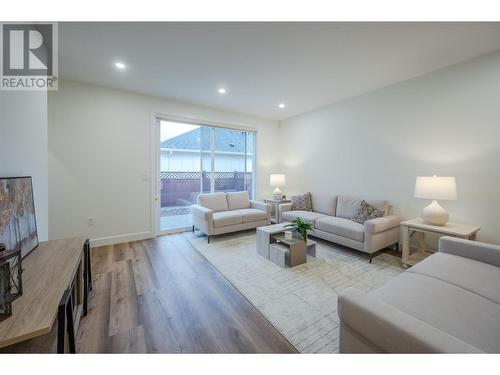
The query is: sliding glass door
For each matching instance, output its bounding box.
[213,127,254,196]
[158,119,256,233]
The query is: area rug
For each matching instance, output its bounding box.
[190,232,404,353]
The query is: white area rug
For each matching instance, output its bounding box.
[190,232,404,353]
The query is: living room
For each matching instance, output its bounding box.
[1,1,499,373]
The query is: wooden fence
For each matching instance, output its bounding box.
[160,171,253,207]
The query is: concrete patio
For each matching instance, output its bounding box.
[161,205,192,231]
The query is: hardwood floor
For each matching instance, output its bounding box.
[76,232,298,353]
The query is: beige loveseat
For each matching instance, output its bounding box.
[192,191,271,242]
[338,236,500,353]
[280,194,401,262]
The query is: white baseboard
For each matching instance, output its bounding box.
[90,231,154,248]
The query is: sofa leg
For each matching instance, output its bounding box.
[369,254,373,264]
[395,242,399,252]
[207,235,210,244]
[192,225,195,233]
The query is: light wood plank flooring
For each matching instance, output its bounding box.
[76,232,297,353]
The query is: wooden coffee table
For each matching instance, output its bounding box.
[256,223,316,268]
[270,234,317,267]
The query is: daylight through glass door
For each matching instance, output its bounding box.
[159,120,255,232]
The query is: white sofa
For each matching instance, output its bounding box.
[192,191,271,242]
[338,236,500,353]
[280,194,401,262]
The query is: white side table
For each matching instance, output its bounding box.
[264,198,291,223]
[400,218,480,267]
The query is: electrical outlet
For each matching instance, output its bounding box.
[87,217,94,226]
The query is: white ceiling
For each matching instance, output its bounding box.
[59,22,500,120]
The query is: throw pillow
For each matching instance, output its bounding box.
[291,193,313,211]
[351,200,385,224]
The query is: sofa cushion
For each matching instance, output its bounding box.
[291,193,313,211]
[226,191,250,211]
[439,236,500,267]
[281,210,326,225]
[315,216,364,242]
[408,252,500,304]
[198,192,228,212]
[371,272,500,353]
[212,211,243,227]
[311,193,337,216]
[233,208,267,223]
[336,195,388,219]
[351,200,385,224]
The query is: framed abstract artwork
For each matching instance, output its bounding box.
[0,177,39,258]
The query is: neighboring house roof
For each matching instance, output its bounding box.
[160,127,253,153]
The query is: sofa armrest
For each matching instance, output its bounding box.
[191,204,213,221]
[279,203,293,215]
[364,215,401,234]
[338,288,482,353]
[250,200,270,215]
[439,236,500,267]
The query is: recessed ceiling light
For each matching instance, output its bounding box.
[114,62,126,70]
[218,87,227,94]
[278,103,286,109]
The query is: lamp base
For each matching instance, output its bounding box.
[421,200,449,226]
[272,187,283,201]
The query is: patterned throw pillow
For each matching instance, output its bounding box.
[291,193,313,211]
[351,200,385,224]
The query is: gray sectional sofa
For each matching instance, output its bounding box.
[338,236,500,353]
[279,193,401,262]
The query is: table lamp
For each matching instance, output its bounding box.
[414,175,457,226]
[270,174,286,200]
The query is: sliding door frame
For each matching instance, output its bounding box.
[151,112,257,237]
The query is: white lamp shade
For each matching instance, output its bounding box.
[414,176,457,201]
[270,174,286,187]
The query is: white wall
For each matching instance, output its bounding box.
[279,51,500,244]
[0,90,48,241]
[48,80,280,243]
